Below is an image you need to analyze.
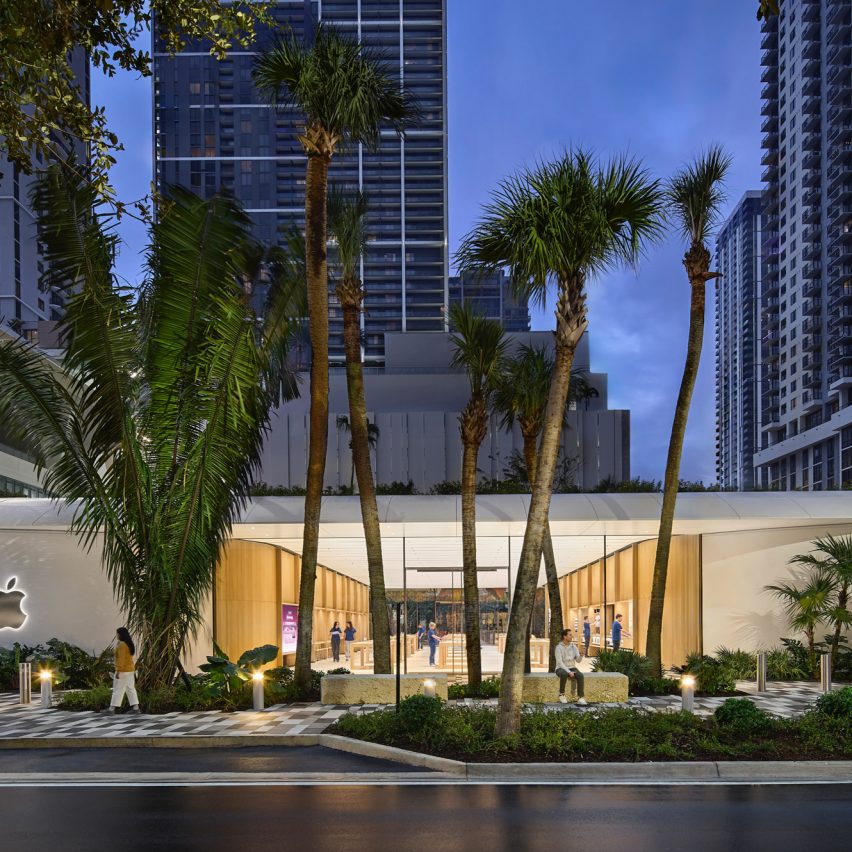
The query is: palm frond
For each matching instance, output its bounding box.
[253,24,417,149]
[328,185,369,280]
[455,150,665,308]
[448,302,509,398]
[666,145,732,246]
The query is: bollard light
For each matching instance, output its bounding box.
[18,662,31,705]
[39,670,53,709]
[681,674,695,713]
[422,678,437,699]
[252,670,265,711]
[756,651,767,693]
[820,652,832,694]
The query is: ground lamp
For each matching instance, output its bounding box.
[422,678,437,699]
[39,670,53,709]
[252,671,265,711]
[18,662,31,705]
[820,652,832,694]
[757,652,767,692]
[681,675,695,713]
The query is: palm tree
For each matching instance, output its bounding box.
[328,187,391,673]
[787,535,852,668]
[0,165,303,690]
[449,302,509,689]
[494,346,600,671]
[457,151,664,735]
[253,25,414,692]
[645,147,731,675]
[766,566,833,664]
[336,415,380,492]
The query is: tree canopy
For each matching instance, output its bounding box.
[0,0,269,190]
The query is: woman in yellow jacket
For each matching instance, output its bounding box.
[103,626,141,715]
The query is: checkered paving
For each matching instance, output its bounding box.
[0,694,384,740]
[0,681,834,741]
[454,681,835,718]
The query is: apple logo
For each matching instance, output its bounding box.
[0,577,27,630]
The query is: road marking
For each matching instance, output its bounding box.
[1,776,851,788]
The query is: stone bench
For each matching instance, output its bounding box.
[522,672,629,704]
[320,673,449,705]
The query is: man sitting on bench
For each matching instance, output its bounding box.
[555,628,587,705]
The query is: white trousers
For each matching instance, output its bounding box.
[110,671,139,708]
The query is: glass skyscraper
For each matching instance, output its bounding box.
[153,0,448,364]
[715,191,763,490]
[752,0,852,489]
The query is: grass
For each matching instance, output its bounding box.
[330,692,852,763]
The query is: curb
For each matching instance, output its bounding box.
[318,734,466,775]
[0,735,320,749]
[317,737,852,783]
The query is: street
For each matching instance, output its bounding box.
[1,774,850,852]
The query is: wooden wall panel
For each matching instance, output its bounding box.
[216,539,372,667]
[556,535,701,668]
[215,539,281,666]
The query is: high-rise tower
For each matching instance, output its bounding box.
[715,191,763,490]
[753,0,851,489]
[153,0,448,364]
[0,49,90,341]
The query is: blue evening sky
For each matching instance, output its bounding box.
[93,0,762,483]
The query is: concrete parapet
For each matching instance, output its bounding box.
[320,673,449,704]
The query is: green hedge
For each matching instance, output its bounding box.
[331,689,852,762]
[56,666,348,713]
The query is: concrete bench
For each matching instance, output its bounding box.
[522,672,629,704]
[320,673,449,705]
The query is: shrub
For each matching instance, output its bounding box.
[592,650,653,685]
[679,654,735,695]
[335,701,852,762]
[57,685,113,711]
[714,647,757,681]
[765,638,814,680]
[714,698,775,736]
[0,640,114,692]
[448,677,501,700]
[632,676,681,696]
[814,686,852,719]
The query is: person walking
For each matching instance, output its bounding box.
[416,622,426,649]
[330,621,343,662]
[344,621,356,662]
[427,621,441,667]
[612,613,629,652]
[582,616,591,657]
[102,627,141,715]
[554,628,586,705]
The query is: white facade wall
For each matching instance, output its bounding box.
[702,523,852,652]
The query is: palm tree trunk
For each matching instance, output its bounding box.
[646,250,708,676]
[522,431,563,673]
[497,281,585,737]
[294,150,331,693]
[461,405,484,689]
[340,286,391,674]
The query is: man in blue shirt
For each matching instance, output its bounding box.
[612,613,628,651]
[427,621,440,667]
[582,616,591,657]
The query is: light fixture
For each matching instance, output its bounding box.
[681,674,695,713]
[252,670,265,711]
[422,678,437,699]
[39,670,53,709]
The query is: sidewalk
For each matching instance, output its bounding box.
[0,682,828,747]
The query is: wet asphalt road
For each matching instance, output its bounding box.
[0,745,422,774]
[1,783,850,852]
